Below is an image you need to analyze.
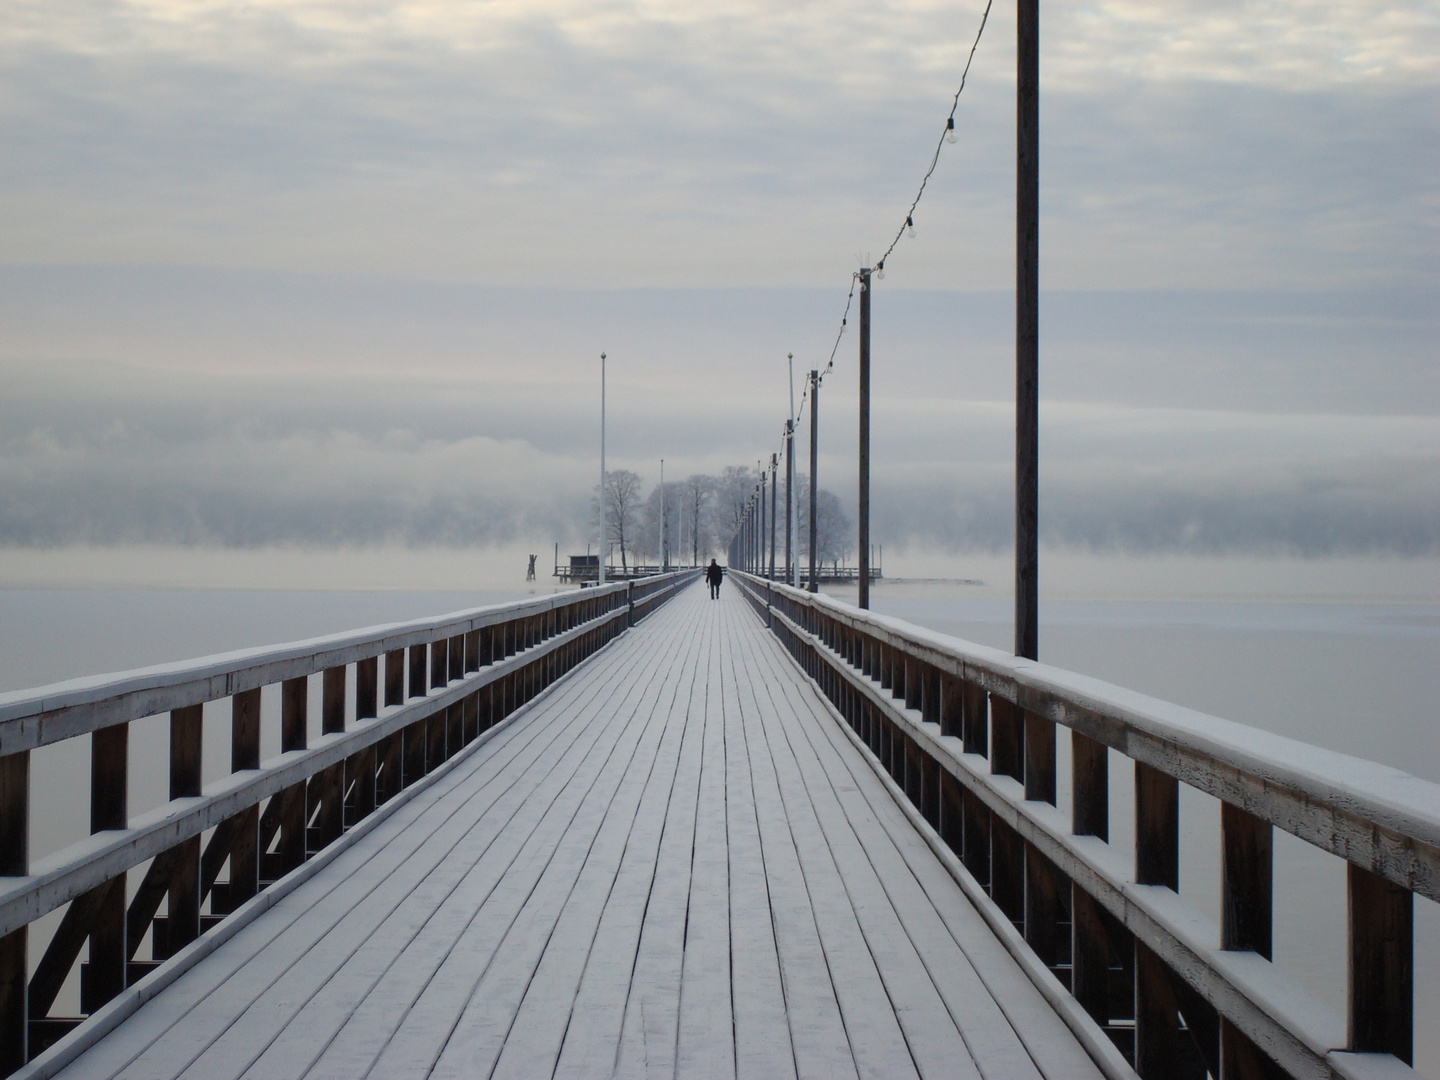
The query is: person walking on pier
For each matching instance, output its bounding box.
[706,559,724,599]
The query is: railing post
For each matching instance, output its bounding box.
[384,649,404,707]
[1071,732,1108,840]
[279,678,307,874]
[230,689,261,907]
[1023,709,1055,805]
[315,667,346,849]
[356,656,379,720]
[409,644,427,697]
[1071,886,1111,1027]
[87,722,128,1011]
[1135,940,1183,1077]
[1025,844,1067,983]
[1220,802,1271,957]
[990,696,1023,783]
[1135,762,1179,890]
[430,638,448,690]
[940,673,964,739]
[1347,862,1413,1063]
[1,751,27,1071]
[166,705,203,957]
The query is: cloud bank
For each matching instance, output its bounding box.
[3,346,1434,557]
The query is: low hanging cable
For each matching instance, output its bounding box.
[872,0,994,277]
[779,0,993,483]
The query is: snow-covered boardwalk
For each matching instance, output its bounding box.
[47,583,1103,1080]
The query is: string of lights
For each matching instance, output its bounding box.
[873,0,994,277]
[804,0,995,381]
[771,0,994,484]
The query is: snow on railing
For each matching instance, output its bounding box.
[734,571,1436,1080]
[0,571,698,1075]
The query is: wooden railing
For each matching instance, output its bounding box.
[0,571,697,1074]
[734,572,1436,1080]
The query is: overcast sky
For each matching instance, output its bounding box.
[1,0,1436,564]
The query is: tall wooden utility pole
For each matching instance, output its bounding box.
[1015,0,1039,660]
[808,370,820,593]
[785,419,795,586]
[858,268,872,610]
[599,352,607,587]
[769,454,778,580]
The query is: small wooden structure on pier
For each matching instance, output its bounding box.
[0,574,1433,1079]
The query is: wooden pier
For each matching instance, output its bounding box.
[0,573,1434,1079]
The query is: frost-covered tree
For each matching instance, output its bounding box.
[638,480,685,567]
[595,469,643,573]
[711,465,758,549]
[682,474,713,565]
[790,475,851,566]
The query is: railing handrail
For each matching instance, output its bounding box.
[0,583,635,753]
[743,573,1440,892]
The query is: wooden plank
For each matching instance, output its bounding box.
[673,612,737,1079]
[712,614,799,1080]
[455,605,706,1080]
[725,628,864,1080]
[751,635,999,1080]
[751,599,1106,1080]
[732,621,920,1078]
[548,660,703,1075]
[609,608,714,1078]
[323,620,675,1079]
[73,647,630,1080]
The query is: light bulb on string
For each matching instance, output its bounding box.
[946,117,957,144]
[906,216,915,238]
[875,261,885,280]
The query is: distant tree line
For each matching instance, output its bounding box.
[592,465,851,569]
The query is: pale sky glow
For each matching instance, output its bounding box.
[0,0,1435,572]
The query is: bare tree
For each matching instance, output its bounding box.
[791,475,852,566]
[597,469,643,573]
[712,465,757,548]
[638,480,685,566]
[682,474,713,565]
